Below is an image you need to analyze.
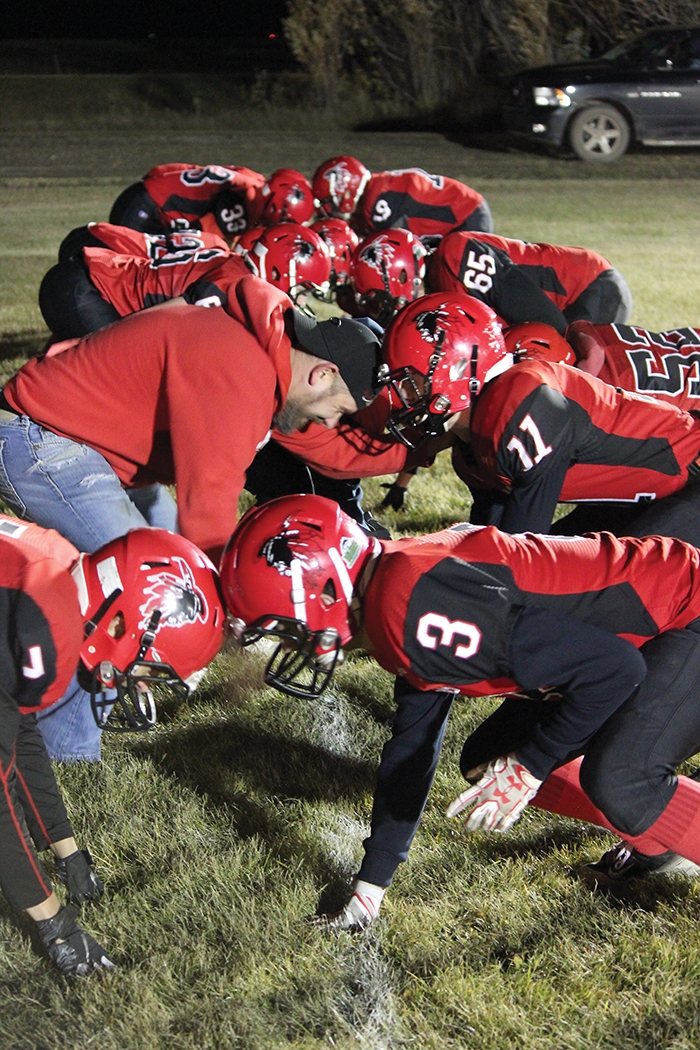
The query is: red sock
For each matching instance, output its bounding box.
[533,760,700,863]
[532,758,619,829]
[624,776,700,864]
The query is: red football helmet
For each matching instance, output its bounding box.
[504,322,575,366]
[310,218,360,289]
[74,529,225,731]
[220,495,377,699]
[233,224,264,261]
[247,224,332,309]
[380,292,510,445]
[258,168,315,225]
[351,230,427,327]
[312,156,371,221]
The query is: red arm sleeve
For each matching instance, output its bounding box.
[273,421,409,479]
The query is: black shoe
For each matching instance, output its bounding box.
[579,841,700,888]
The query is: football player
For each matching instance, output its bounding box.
[312,156,494,238]
[0,518,223,975]
[427,231,633,333]
[57,221,229,264]
[381,294,700,546]
[108,164,312,242]
[220,493,700,928]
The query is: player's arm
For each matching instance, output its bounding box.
[494,383,575,534]
[355,678,456,887]
[565,320,607,376]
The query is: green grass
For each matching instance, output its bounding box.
[2,134,700,1049]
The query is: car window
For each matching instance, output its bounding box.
[602,30,694,68]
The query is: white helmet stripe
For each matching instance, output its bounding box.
[483,352,514,385]
[252,241,268,281]
[289,558,307,622]
[328,546,354,603]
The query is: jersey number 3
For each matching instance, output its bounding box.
[416,613,482,659]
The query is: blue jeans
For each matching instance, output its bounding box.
[0,415,179,760]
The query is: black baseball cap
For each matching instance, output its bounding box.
[291,311,382,410]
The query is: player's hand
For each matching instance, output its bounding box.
[36,905,116,977]
[446,754,542,833]
[55,849,104,905]
[380,482,407,511]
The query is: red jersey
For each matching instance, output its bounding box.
[83,247,247,315]
[141,164,266,237]
[428,231,613,321]
[455,358,700,534]
[358,169,485,238]
[364,525,700,696]
[83,221,228,259]
[572,320,700,412]
[0,515,82,712]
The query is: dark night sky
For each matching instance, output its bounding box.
[3,1,287,38]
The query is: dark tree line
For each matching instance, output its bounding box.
[282,0,700,113]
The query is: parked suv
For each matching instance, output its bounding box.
[503,26,700,162]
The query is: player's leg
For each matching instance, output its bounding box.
[109,181,164,233]
[571,626,700,873]
[245,439,389,537]
[39,260,121,340]
[457,199,494,233]
[563,268,633,325]
[624,476,700,549]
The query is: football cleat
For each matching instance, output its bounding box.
[579,841,700,888]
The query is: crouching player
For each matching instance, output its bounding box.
[0,517,224,974]
[220,494,700,928]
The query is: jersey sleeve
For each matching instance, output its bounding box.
[509,605,647,779]
[494,382,575,534]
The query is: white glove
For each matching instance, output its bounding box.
[320,880,385,930]
[446,754,542,833]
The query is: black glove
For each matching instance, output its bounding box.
[380,482,407,511]
[36,904,115,977]
[55,849,104,905]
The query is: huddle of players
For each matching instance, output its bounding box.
[12,153,700,972]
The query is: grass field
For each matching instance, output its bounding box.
[2,129,700,1050]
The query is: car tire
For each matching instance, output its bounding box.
[569,104,631,163]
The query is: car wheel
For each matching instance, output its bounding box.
[569,104,631,163]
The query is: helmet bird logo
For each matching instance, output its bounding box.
[359,235,395,273]
[138,558,209,632]
[414,307,452,344]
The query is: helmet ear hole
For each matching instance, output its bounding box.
[272,266,280,280]
[398,269,408,284]
[321,578,337,605]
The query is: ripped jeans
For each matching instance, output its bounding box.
[0,415,179,760]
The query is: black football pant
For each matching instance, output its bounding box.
[0,704,73,912]
[245,439,390,538]
[39,259,121,340]
[108,181,165,234]
[551,472,700,550]
[563,267,633,325]
[460,622,700,838]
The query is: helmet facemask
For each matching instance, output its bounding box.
[237,613,343,700]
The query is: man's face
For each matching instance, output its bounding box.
[274,375,357,433]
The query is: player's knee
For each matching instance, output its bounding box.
[579,749,651,836]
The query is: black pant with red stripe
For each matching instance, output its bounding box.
[0,694,73,910]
